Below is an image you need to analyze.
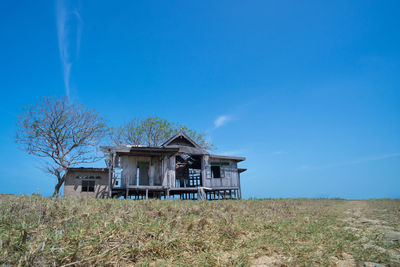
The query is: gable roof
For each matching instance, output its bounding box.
[161,132,209,155]
[161,131,202,149]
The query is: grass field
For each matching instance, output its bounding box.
[0,195,399,266]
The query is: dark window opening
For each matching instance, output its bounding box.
[211,166,221,178]
[210,162,228,178]
[82,180,95,192]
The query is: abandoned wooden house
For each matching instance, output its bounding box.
[64,132,246,200]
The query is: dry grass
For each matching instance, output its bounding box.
[0,195,399,266]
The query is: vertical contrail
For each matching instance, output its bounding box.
[56,0,82,97]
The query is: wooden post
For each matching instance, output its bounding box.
[145,189,148,199]
[238,173,242,200]
[108,158,112,198]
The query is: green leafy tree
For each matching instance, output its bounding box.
[15,96,107,197]
[111,117,212,149]
[176,125,212,149]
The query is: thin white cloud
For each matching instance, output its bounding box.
[219,149,246,156]
[299,153,400,171]
[56,0,82,97]
[272,150,287,155]
[214,115,231,128]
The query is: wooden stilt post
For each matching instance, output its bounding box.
[238,173,242,200]
[145,189,148,199]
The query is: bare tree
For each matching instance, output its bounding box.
[141,117,174,147]
[15,96,107,197]
[110,118,144,146]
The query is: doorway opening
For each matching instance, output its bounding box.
[175,155,202,187]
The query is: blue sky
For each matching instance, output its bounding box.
[0,0,399,199]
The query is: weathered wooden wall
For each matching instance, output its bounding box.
[120,156,165,187]
[151,157,163,186]
[117,154,240,189]
[162,156,175,187]
[202,157,239,188]
[120,156,137,187]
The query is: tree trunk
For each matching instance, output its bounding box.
[52,172,65,197]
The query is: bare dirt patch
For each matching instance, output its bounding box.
[251,254,287,266]
[339,200,400,266]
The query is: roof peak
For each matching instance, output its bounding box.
[161,131,202,149]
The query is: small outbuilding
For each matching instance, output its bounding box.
[64,168,109,198]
